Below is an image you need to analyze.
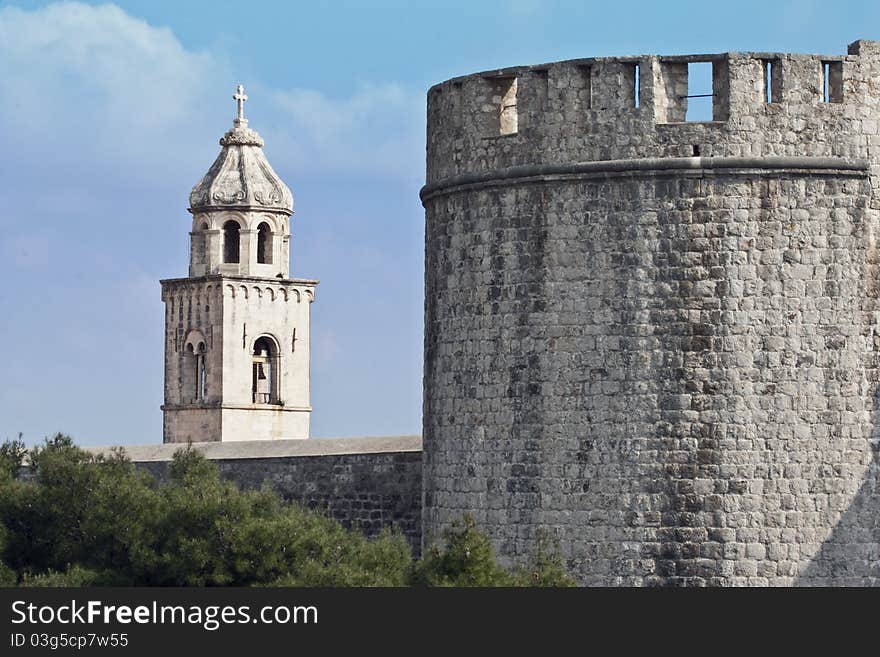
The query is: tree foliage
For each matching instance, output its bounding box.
[413,516,577,587]
[0,435,575,587]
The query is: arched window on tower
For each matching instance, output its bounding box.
[183,335,208,403]
[252,336,278,404]
[223,220,240,263]
[200,221,209,266]
[257,222,273,264]
[183,343,197,402]
[196,341,207,401]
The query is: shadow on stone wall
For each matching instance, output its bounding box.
[797,438,880,585]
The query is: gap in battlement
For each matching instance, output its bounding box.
[451,81,463,129]
[479,75,519,137]
[762,58,782,103]
[577,64,592,110]
[633,63,641,108]
[499,77,518,135]
[822,60,843,103]
[685,62,713,122]
[657,58,728,123]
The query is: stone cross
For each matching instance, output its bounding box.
[233,84,248,121]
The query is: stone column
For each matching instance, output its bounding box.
[204,229,222,274]
[282,234,291,278]
[240,229,258,275]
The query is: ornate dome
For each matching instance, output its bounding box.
[189,85,293,214]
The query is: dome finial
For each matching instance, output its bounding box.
[233,84,248,126]
[189,84,291,214]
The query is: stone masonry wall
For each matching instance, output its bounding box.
[422,41,880,585]
[86,437,423,555]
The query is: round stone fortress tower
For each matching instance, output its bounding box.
[421,41,880,585]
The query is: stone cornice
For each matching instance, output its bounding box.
[187,205,293,215]
[161,403,312,412]
[160,274,319,287]
[420,156,870,204]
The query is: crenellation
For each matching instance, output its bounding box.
[425,43,880,184]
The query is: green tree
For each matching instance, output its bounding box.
[0,436,575,587]
[0,434,26,477]
[413,515,516,586]
[510,529,578,587]
[0,524,17,586]
[19,565,100,587]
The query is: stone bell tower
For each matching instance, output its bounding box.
[160,85,317,443]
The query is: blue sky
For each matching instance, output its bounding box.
[1,0,878,445]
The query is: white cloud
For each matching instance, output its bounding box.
[0,2,424,186]
[0,3,217,167]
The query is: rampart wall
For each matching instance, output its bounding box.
[85,436,423,555]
